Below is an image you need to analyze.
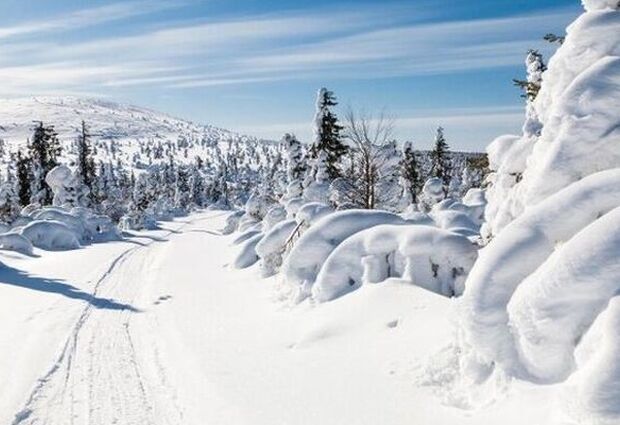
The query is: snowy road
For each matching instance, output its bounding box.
[0,211,553,425]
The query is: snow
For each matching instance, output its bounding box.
[312,224,477,302]
[232,232,262,269]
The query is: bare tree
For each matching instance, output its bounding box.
[331,108,400,210]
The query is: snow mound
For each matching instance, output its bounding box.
[312,224,477,302]
[20,220,81,251]
[0,233,34,255]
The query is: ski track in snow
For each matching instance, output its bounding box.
[11,213,225,425]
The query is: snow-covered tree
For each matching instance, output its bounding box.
[28,122,61,205]
[283,133,305,182]
[16,151,32,207]
[513,50,546,102]
[400,141,423,205]
[310,88,347,180]
[430,127,451,196]
[0,170,20,222]
[76,120,96,204]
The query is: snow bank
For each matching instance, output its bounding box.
[20,220,81,251]
[32,208,88,242]
[312,224,477,302]
[283,210,406,298]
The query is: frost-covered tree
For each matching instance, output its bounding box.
[0,170,20,222]
[400,141,423,205]
[310,88,347,180]
[513,50,546,102]
[174,167,191,210]
[430,127,451,196]
[283,133,305,182]
[28,122,61,205]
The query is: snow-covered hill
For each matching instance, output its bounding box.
[0,96,235,146]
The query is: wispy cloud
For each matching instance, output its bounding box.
[0,2,576,96]
[0,1,181,40]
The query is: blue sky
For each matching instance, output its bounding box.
[0,0,581,150]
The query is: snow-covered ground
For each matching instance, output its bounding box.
[0,210,559,425]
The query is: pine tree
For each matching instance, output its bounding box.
[310,88,347,180]
[430,127,451,196]
[16,151,32,207]
[400,142,423,204]
[76,121,96,203]
[28,122,61,204]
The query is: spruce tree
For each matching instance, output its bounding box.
[401,142,423,204]
[430,127,451,196]
[28,122,61,204]
[16,151,32,207]
[76,121,96,203]
[310,88,347,180]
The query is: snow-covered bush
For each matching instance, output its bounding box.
[232,233,262,269]
[283,210,407,300]
[256,219,297,277]
[221,210,244,235]
[20,220,81,251]
[0,233,34,255]
[312,224,477,302]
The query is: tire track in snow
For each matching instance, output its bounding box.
[11,212,226,425]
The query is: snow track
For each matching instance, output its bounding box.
[10,214,222,425]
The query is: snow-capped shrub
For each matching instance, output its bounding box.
[237,214,260,233]
[262,205,287,232]
[420,177,445,210]
[283,210,407,300]
[46,165,88,208]
[256,219,297,277]
[85,215,122,242]
[245,192,272,221]
[0,233,34,255]
[294,202,333,227]
[283,197,304,219]
[461,188,486,226]
[233,233,263,269]
[221,210,244,235]
[20,220,80,251]
[312,224,478,302]
[31,208,88,243]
